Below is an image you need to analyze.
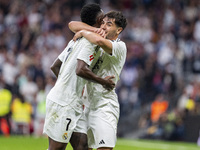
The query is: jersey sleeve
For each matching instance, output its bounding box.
[110,40,127,62]
[58,48,67,62]
[77,39,97,66]
[58,40,74,62]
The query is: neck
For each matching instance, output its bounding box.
[108,35,118,41]
[113,36,118,40]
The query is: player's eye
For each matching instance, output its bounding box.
[107,23,112,27]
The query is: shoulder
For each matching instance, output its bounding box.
[78,37,96,46]
[112,39,127,51]
[113,39,126,47]
[66,40,75,48]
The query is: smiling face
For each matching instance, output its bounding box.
[100,17,122,40]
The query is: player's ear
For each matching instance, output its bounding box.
[116,27,123,35]
[96,13,104,26]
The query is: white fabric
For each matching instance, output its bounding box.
[86,103,119,149]
[73,110,88,134]
[46,38,97,106]
[44,37,98,143]
[43,99,82,143]
[86,39,127,108]
[75,39,127,149]
[58,40,74,62]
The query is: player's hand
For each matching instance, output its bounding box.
[94,28,106,38]
[73,31,82,41]
[103,75,115,91]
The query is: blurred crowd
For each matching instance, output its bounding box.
[1,0,200,139]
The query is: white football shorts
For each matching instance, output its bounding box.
[73,109,87,134]
[43,99,83,143]
[87,103,119,149]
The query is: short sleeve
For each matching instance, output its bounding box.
[110,40,127,62]
[58,40,74,62]
[77,40,97,66]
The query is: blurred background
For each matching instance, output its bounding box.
[0,0,200,145]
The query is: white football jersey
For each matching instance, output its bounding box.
[47,38,98,106]
[58,40,74,62]
[86,39,127,108]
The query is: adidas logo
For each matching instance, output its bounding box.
[99,139,105,145]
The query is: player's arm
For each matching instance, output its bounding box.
[51,40,74,77]
[68,21,96,33]
[76,60,115,90]
[73,30,112,55]
[50,58,62,78]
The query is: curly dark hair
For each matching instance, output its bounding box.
[80,3,102,26]
[105,11,127,31]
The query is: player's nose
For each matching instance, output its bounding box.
[101,23,106,29]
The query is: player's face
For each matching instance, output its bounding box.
[100,17,122,40]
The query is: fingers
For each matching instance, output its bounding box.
[95,28,106,38]
[103,85,114,91]
[94,28,102,33]
[73,31,82,41]
[99,30,105,37]
[102,75,115,91]
[73,34,78,41]
[73,36,77,41]
[108,75,115,79]
[104,75,115,80]
[103,80,115,91]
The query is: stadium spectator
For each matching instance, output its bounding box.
[151,94,169,123]
[11,94,33,135]
[0,81,12,136]
[34,76,46,136]
[19,73,38,104]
